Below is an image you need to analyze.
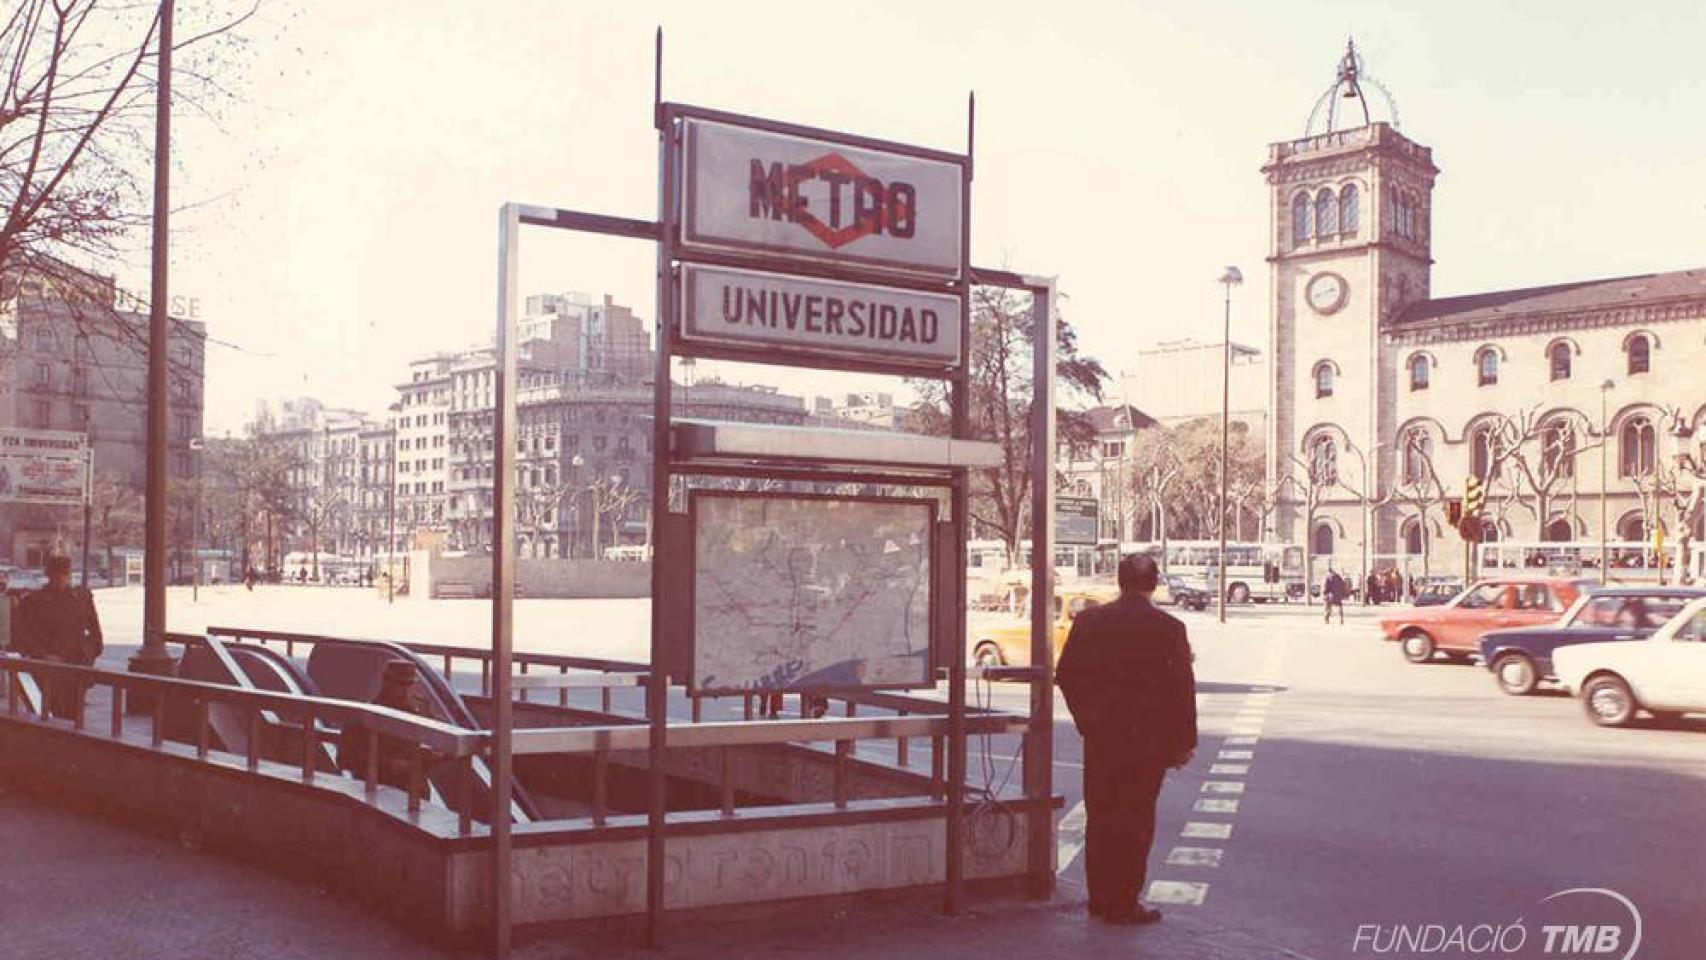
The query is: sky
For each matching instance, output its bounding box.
[120,0,1706,436]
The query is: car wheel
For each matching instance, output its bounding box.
[1582,674,1637,727]
[973,643,1004,670]
[1400,630,1435,663]
[1493,653,1538,696]
[1228,583,1251,605]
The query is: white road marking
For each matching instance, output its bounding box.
[1182,821,1233,839]
[1218,749,1254,760]
[1224,735,1260,746]
[1145,880,1209,905]
[1055,801,1087,874]
[1166,846,1225,867]
[1202,781,1246,795]
[1209,763,1250,775]
[1194,798,1240,813]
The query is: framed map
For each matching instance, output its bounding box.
[689,492,936,694]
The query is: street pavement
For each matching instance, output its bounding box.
[9,587,1702,958]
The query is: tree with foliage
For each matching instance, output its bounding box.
[87,469,141,579]
[906,286,1108,566]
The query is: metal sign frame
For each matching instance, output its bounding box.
[487,30,1061,957]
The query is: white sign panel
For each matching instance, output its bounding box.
[691,494,934,693]
[680,264,961,369]
[0,428,89,505]
[681,118,964,278]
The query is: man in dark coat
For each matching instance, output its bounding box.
[1056,554,1197,925]
[14,555,104,718]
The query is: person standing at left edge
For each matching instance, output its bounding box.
[1056,553,1197,926]
[15,555,104,719]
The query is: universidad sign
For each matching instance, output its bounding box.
[0,428,89,506]
[679,264,962,369]
[680,118,964,278]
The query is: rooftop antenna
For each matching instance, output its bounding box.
[1304,38,1402,137]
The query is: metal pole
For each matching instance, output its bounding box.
[489,203,521,958]
[1216,268,1240,622]
[645,33,674,946]
[81,444,93,587]
[1024,277,1056,899]
[135,0,175,677]
[943,92,974,918]
[1600,382,1611,584]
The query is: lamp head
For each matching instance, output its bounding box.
[1219,266,1244,286]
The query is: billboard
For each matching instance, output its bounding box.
[689,492,935,693]
[0,428,88,506]
[1056,496,1099,546]
[680,118,964,278]
[679,264,962,369]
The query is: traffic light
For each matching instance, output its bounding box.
[1464,476,1485,517]
[1446,497,1463,526]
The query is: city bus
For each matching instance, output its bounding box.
[1120,540,1304,603]
[1476,540,1702,584]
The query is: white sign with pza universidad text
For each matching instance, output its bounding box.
[681,118,964,278]
[680,265,962,369]
[0,428,89,506]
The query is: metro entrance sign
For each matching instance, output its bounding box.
[681,117,965,278]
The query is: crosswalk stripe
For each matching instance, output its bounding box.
[1055,801,1087,874]
[1202,781,1246,795]
[1224,735,1260,745]
[1182,821,1233,839]
[1218,749,1254,760]
[1194,797,1239,813]
[1145,880,1209,905]
[1209,763,1250,775]
[1166,846,1225,867]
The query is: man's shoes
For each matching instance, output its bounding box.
[1087,900,1106,918]
[1103,905,1163,926]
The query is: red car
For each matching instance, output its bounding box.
[1379,578,1585,663]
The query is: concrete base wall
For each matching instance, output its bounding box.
[424,555,651,599]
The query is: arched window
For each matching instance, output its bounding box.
[1402,429,1432,485]
[1548,341,1572,381]
[1313,361,1335,399]
[1616,511,1646,543]
[1627,335,1651,375]
[1315,189,1337,237]
[1309,436,1338,487]
[1620,416,1656,477]
[1338,184,1359,234]
[1476,348,1499,386]
[1471,425,1501,482]
[1401,518,1423,555]
[1388,185,1400,237]
[1312,523,1336,557]
[1541,420,1576,479]
[1292,192,1312,243]
[1479,518,1501,544]
[1408,354,1430,391]
[1542,518,1573,543]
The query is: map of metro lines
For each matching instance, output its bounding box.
[692,495,933,692]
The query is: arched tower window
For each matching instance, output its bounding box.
[1387,185,1400,236]
[1402,429,1432,485]
[1549,341,1572,381]
[1408,354,1430,391]
[1620,416,1656,477]
[1292,192,1312,243]
[1315,188,1337,237]
[1309,436,1338,487]
[1542,518,1574,543]
[1626,335,1651,375]
[1476,348,1499,387]
[1313,361,1335,399]
[1338,184,1359,234]
[1616,511,1646,543]
[1401,518,1423,555]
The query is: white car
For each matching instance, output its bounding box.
[1554,595,1706,727]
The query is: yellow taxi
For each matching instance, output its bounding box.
[970,585,1121,668]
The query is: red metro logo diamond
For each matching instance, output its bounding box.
[748,153,917,250]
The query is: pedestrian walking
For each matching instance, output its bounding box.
[1056,554,1197,926]
[1364,571,1378,606]
[1322,568,1346,624]
[13,556,104,719]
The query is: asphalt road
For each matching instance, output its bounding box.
[983,603,1706,960]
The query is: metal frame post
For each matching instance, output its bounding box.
[1024,277,1057,897]
[489,203,522,958]
[942,94,974,917]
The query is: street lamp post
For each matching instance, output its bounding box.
[190,437,204,602]
[1600,379,1615,584]
[1217,266,1243,623]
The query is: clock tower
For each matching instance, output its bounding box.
[1264,41,1438,559]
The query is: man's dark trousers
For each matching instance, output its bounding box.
[1083,737,1168,913]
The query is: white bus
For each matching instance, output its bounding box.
[1476,540,1703,584]
[1121,540,1304,603]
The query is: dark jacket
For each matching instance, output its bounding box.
[1056,594,1197,762]
[14,584,103,664]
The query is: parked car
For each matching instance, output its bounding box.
[1477,587,1704,694]
[1160,575,1210,611]
[1412,579,1464,607]
[1379,578,1585,664]
[971,586,1120,669]
[1554,595,1706,726]
[4,568,48,591]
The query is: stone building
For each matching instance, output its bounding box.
[1267,44,1706,579]
[1058,404,1159,543]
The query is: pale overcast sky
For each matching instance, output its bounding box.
[132,0,1705,436]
